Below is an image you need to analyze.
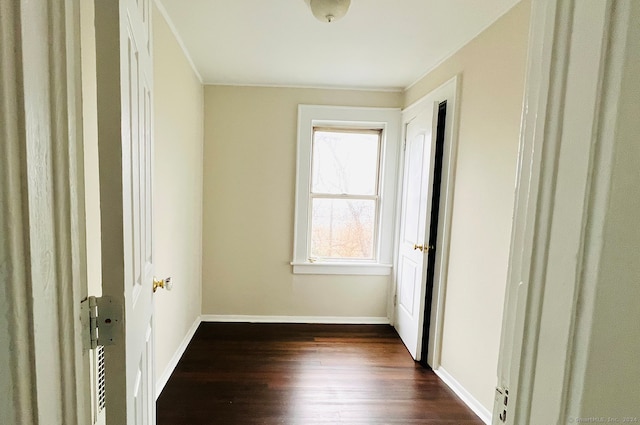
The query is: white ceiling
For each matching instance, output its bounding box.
[156,0,522,90]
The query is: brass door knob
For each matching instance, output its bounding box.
[413,244,435,252]
[153,277,172,293]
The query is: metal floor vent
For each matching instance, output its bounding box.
[97,346,106,412]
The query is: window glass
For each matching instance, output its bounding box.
[311,130,380,196]
[309,128,381,261]
[310,198,376,259]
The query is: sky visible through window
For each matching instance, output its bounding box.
[310,129,381,260]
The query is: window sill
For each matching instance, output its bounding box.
[291,262,392,276]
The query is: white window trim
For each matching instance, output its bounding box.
[292,105,401,275]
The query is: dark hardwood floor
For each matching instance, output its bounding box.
[157,323,484,425]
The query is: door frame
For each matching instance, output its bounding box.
[0,0,91,423]
[494,0,638,423]
[391,76,460,367]
[419,100,449,368]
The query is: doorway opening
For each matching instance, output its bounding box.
[420,100,447,368]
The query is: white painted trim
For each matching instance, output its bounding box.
[201,315,390,325]
[292,105,402,274]
[204,81,403,93]
[404,1,522,91]
[153,0,203,83]
[0,0,90,423]
[494,0,561,419]
[434,367,492,424]
[1,6,38,423]
[155,316,201,400]
[392,76,459,367]
[291,262,392,275]
[427,76,460,369]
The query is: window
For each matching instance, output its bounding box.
[292,105,401,275]
[310,128,381,260]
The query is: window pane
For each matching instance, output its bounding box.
[310,198,376,259]
[311,130,380,195]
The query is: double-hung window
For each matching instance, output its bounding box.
[310,128,381,260]
[292,105,401,275]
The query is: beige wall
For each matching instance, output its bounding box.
[404,0,531,412]
[202,86,402,318]
[152,5,204,388]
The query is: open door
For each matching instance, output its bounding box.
[95,0,156,423]
[394,78,458,364]
[394,103,438,359]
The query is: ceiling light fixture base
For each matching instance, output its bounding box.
[309,0,351,23]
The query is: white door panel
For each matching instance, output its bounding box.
[402,134,426,244]
[395,104,438,360]
[95,0,155,423]
[398,257,418,315]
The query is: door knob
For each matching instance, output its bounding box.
[153,277,172,293]
[413,244,435,252]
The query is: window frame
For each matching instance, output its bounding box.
[292,105,401,275]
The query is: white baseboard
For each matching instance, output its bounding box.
[155,316,201,400]
[433,367,492,424]
[200,314,390,325]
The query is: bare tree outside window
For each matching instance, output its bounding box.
[309,129,381,260]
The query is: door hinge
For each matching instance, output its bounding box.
[494,386,509,423]
[81,296,122,350]
[393,294,397,305]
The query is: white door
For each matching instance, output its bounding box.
[395,104,438,359]
[95,0,155,424]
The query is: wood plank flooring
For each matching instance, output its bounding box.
[156,323,484,425]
